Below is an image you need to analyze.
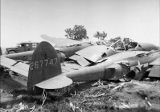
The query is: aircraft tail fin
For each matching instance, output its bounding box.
[27,41,62,91]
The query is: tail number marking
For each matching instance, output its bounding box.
[29,58,57,70]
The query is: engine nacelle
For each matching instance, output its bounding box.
[103,63,130,80]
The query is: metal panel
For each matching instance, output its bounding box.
[4,51,34,58]
[76,45,109,62]
[0,56,29,77]
[36,75,73,89]
[70,55,90,66]
[61,62,83,72]
[41,35,82,47]
[148,65,160,78]
[149,57,160,66]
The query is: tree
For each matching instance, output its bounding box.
[94,31,107,40]
[65,25,88,40]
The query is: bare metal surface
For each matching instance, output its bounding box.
[75,45,108,62]
[41,34,83,47]
[70,54,90,66]
[4,51,34,58]
[149,57,160,66]
[0,56,29,77]
[34,50,160,89]
[149,65,160,78]
[36,75,73,89]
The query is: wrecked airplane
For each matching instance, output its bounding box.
[1,41,159,92]
[31,41,160,90]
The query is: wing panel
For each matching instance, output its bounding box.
[76,45,108,62]
[41,35,82,47]
[0,56,29,77]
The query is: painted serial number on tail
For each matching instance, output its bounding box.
[29,58,58,70]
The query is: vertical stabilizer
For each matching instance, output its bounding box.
[27,41,61,91]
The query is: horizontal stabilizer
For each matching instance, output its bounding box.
[35,75,73,89]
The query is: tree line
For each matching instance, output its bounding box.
[65,25,107,40]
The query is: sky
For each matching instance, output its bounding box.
[1,0,160,47]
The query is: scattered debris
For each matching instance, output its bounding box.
[0,38,160,111]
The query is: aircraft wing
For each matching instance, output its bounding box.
[70,45,116,66]
[0,56,29,77]
[41,34,82,47]
[75,45,108,62]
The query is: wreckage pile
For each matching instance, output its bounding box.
[0,36,160,112]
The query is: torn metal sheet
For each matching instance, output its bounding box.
[70,54,90,66]
[148,65,160,78]
[75,45,114,62]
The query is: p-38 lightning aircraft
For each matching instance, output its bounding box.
[0,41,160,92]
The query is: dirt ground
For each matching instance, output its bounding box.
[0,72,160,112]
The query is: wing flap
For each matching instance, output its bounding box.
[35,75,73,89]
